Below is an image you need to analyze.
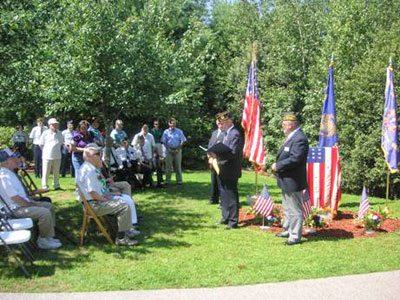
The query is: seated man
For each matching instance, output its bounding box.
[78,146,139,246]
[0,148,61,250]
[129,135,153,188]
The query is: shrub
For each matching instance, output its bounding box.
[0,126,15,148]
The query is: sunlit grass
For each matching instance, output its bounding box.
[1,170,399,292]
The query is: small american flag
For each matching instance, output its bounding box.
[358,186,370,219]
[302,190,312,219]
[253,185,274,217]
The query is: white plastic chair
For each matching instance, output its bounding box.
[0,230,32,277]
[2,218,33,231]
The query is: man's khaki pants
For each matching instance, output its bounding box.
[89,198,132,232]
[13,201,56,238]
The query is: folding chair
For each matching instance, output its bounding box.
[19,169,42,197]
[0,230,32,277]
[77,186,114,246]
[0,216,34,263]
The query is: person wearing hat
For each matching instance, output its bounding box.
[78,145,139,246]
[61,120,75,177]
[271,112,309,245]
[39,118,64,190]
[29,117,48,178]
[0,148,62,250]
[207,117,223,204]
[161,117,187,186]
[208,112,243,229]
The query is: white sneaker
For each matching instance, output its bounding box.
[127,229,141,238]
[48,237,62,246]
[115,237,138,246]
[37,237,62,250]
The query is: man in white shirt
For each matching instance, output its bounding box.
[29,117,47,178]
[61,120,75,177]
[0,148,61,250]
[40,118,64,190]
[131,124,155,161]
[78,145,139,246]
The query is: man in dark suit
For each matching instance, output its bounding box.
[207,118,223,204]
[208,112,243,229]
[272,112,309,245]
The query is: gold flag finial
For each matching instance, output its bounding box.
[330,53,335,67]
[252,42,257,62]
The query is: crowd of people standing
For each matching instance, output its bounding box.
[9,116,188,191]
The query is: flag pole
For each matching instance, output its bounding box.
[386,169,390,200]
[386,57,394,201]
[251,42,259,194]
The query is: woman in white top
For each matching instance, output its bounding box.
[39,118,64,190]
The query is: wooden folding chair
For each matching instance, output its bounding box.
[77,187,114,246]
[19,169,42,197]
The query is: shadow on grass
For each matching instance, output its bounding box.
[0,178,303,277]
[304,229,354,241]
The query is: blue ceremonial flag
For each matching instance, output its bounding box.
[381,65,399,173]
[319,64,338,147]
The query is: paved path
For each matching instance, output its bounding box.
[1,270,399,300]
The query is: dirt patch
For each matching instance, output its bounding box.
[239,209,400,239]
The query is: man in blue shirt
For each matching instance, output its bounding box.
[110,119,128,147]
[161,118,187,186]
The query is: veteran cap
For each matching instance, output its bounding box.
[281,112,298,122]
[216,111,232,122]
[0,148,20,163]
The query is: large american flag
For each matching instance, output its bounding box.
[241,59,265,170]
[358,186,370,219]
[307,146,341,213]
[253,185,274,217]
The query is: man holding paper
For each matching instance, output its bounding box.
[208,112,243,229]
[207,118,223,204]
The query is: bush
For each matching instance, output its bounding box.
[0,126,15,148]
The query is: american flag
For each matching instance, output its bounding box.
[307,147,341,214]
[358,186,370,219]
[253,185,274,217]
[241,59,265,171]
[302,190,312,219]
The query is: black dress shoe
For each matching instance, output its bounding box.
[209,200,218,205]
[283,240,301,246]
[275,232,289,238]
[54,187,65,191]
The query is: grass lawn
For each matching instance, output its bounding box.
[1,170,400,292]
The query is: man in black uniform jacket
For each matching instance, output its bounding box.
[208,112,243,229]
[272,112,309,245]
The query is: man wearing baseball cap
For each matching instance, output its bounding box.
[40,118,64,190]
[0,148,61,250]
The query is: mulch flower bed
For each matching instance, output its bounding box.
[239,209,400,239]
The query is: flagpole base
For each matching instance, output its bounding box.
[259,226,270,230]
